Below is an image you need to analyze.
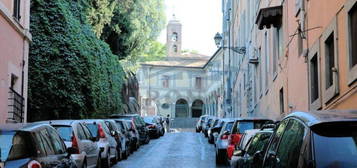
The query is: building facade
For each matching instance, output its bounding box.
[0,0,31,123]
[222,0,357,120]
[138,18,225,118]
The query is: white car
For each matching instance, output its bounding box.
[83,119,119,168]
[43,120,101,168]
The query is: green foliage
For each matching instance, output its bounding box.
[28,0,125,121]
[84,0,166,61]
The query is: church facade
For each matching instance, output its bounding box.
[138,17,225,118]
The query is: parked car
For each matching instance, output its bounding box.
[226,118,274,160]
[123,120,141,151]
[110,114,150,144]
[231,128,274,168]
[202,117,215,137]
[42,120,101,168]
[82,119,118,168]
[207,118,221,144]
[153,116,165,136]
[196,115,209,132]
[105,119,130,160]
[113,119,136,153]
[215,118,236,164]
[0,123,77,168]
[143,116,162,138]
[262,110,357,168]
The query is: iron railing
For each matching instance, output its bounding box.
[8,88,24,123]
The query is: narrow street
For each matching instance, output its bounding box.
[114,132,227,168]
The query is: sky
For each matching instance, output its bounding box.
[158,0,222,56]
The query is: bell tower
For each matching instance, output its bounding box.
[166,14,182,57]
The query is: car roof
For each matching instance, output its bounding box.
[37,120,77,126]
[286,110,357,127]
[235,117,274,121]
[0,123,51,132]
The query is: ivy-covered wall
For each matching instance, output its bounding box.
[28,0,124,121]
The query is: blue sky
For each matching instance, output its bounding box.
[158,0,222,56]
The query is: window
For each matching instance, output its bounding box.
[195,77,202,89]
[279,88,284,114]
[264,32,269,91]
[13,0,21,20]
[325,34,335,89]
[295,0,304,16]
[347,1,357,84]
[162,75,169,88]
[298,32,303,56]
[53,126,72,141]
[39,129,55,155]
[267,119,288,153]
[172,32,178,42]
[47,128,66,154]
[258,48,262,96]
[10,74,18,89]
[350,4,357,67]
[308,41,321,110]
[81,124,93,139]
[322,18,339,103]
[276,119,306,168]
[310,55,319,102]
[76,124,86,140]
[173,45,178,53]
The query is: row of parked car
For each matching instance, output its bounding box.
[0,114,167,168]
[196,110,357,168]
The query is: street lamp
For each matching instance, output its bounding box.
[214,32,246,55]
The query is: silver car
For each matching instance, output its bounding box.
[215,118,235,164]
[82,119,119,168]
[45,120,101,168]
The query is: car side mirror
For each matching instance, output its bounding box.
[223,130,230,135]
[253,150,263,162]
[89,136,98,142]
[66,147,78,158]
[111,131,116,137]
[233,149,245,156]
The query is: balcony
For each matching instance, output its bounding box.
[8,88,24,123]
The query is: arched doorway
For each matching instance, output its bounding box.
[192,99,204,118]
[175,99,189,118]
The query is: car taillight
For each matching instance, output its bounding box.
[221,135,228,140]
[98,124,106,138]
[71,133,80,154]
[28,160,42,168]
[148,125,155,128]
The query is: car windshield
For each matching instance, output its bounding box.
[0,131,33,162]
[144,117,154,123]
[236,120,272,133]
[53,126,72,141]
[86,124,98,137]
[313,123,357,168]
[221,122,233,134]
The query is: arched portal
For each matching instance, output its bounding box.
[175,99,189,118]
[192,99,204,118]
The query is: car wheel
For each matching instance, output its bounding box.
[102,152,110,168]
[82,160,87,168]
[96,155,102,168]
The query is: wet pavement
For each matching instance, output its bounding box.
[113,131,228,168]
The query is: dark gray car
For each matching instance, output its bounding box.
[0,123,77,168]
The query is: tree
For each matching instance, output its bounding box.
[28,0,124,121]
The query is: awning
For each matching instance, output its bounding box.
[256,6,283,30]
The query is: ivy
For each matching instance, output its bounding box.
[28,0,124,121]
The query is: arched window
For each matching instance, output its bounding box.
[171,32,178,42]
[173,45,178,53]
